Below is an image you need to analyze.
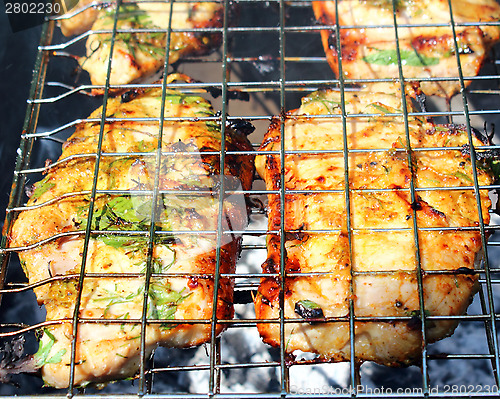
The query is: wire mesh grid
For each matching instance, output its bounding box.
[1,0,500,397]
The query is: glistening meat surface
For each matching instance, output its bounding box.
[66,1,224,92]
[9,76,254,388]
[312,0,500,98]
[255,83,494,365]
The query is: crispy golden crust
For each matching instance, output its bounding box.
[9,79,254,388]
[312,0,500,97]
[255,83,493,365]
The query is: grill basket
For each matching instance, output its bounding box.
[1,0,500,397]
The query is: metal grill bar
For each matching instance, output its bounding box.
[136,0,176,392]
[66,0,124,392]
[208,0,231,394]
[331,0,358,391]
[447,0,500,385]
[391,2,430,393]
[278,0,289,395]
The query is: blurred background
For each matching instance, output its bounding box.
[0,5,42,224]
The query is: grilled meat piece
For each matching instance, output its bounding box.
[57,0,102,36]
[254,83,494,366]
[80,2,223,92]
[312,0,500,97]
[9,76,254,388]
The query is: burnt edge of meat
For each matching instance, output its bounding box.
[121,89,142,103]
[262,257,278,275]
[0,336,37,384]
[406,310,436,332]
[294,301,325,321]
[285,230,308,243]
[454,267,476,275]
[205,86,250,102]
[430,124,490,145]
[461,145,500,161]
[410,200,423,211]
[257,278,280,306]
[226,118,255,136]
[179,5,225,56]
[314,10,337,52]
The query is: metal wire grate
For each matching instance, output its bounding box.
[1,0,500,397]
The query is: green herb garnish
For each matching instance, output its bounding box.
[30,177,55,201]
[79,196,152,231]
[100,235,140,249]
[302,90,343,114]
[148,283,191,329]
[363,49,440,67]
[490,160,500,184]
[94,285,143,316]
[100,4,167,60]
[136,140,153,152]
[369,0,404,10]
[452,171,474,183]
[406,309,431,317]
[297,300,321,309]
[369,103,395,114]
[34,329,67,367]
[294,299,325,320]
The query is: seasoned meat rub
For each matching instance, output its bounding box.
[57,0,102,37]
[313,0,500,97]
[68,1,223,91]
[9,76,254,388]
[255,83,494,365]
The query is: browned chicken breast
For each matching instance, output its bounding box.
[9,76,254,388]
[57,0,103,36]
[80,2,223,92]
[254,83,494,366]
[312,0,500,97]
